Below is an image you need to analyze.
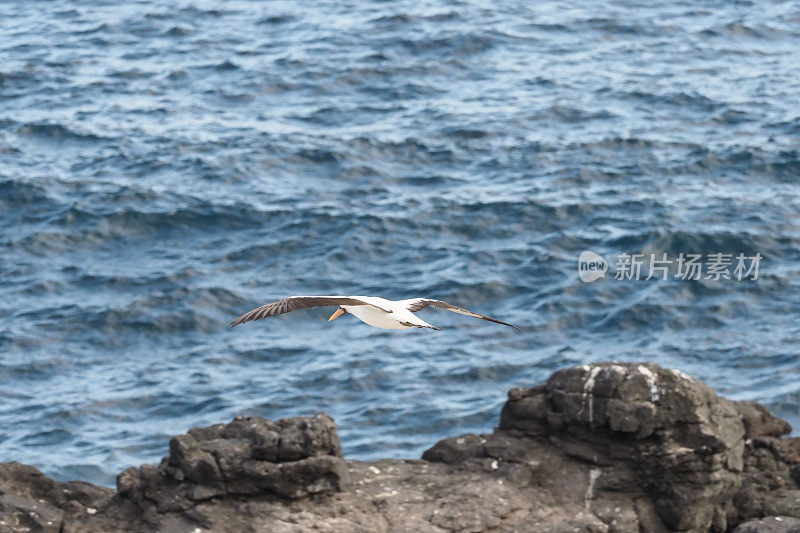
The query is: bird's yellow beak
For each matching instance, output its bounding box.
[328,308,345,322]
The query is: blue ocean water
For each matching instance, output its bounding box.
[2,0,800,486]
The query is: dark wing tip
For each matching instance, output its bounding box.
[228,307,262,328]
[488,318,522,330]
[228,316,246,328]
[426,299,521,330]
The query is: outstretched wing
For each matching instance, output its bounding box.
[230,296,370,327]
[406,299,520,330]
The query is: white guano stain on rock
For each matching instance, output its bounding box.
[585,468,601,510]
[582,367,603,425]
[638,365,660,403]
[670,368,692,381]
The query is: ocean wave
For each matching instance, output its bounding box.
[18,287,241,337]
[610,90,724,112]
[673,146,800,180]
[257,14,295,25]
[395,33,498,56]
[51,202,285,235]
[536,105,618,123]
[15,122,112,143]
[369,11,463,27]
[164,25,193,37]
[0,179,51,206]
[700,22,779,39]
[644,229,786,257]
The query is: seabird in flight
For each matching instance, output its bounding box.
[229,295,520,330]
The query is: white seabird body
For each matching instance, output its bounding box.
[342,296,435,330]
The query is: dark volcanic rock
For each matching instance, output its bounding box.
[733,516,800,532]
[0,462,113,533]
[735,401,793,439]
[495,363,746,531]
[0,493,63,533]
[1,362,799,532]
[112,412,349,528]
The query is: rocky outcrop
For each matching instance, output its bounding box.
[1,362,798,532]
[497,363,746,531]
[118,413,348,504]
[0,462,113,533]
[733,517,800,533]
[111,413,350,530]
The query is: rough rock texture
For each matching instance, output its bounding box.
[0,462,113,533]
[1,362,799,532]
[113,413,350,529]
[490,363,747,531]
[733,517,800,533]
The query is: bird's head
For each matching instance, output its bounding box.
[328,307,346,322]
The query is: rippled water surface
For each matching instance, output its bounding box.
[2,0,800,485]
